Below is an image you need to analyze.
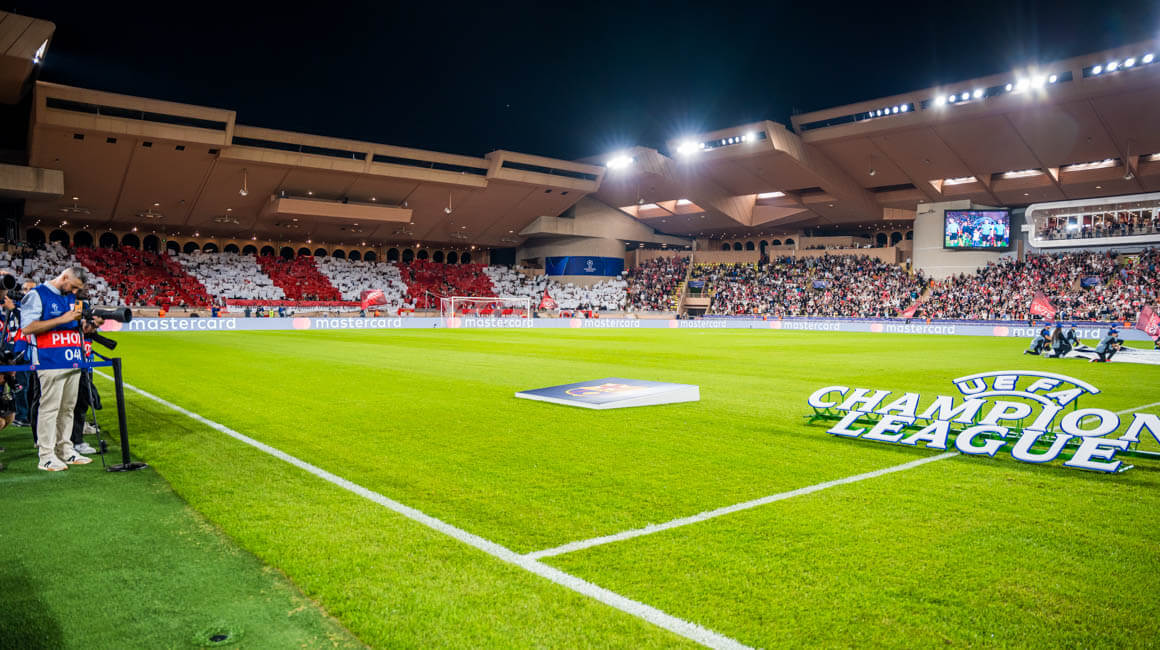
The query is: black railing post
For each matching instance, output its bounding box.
[107,357,147,472]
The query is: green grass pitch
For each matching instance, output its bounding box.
[16,329,1160,648]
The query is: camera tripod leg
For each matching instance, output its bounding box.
[106,357,146,472]
[83,373,107,470]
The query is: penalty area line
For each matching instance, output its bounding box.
[93,372,751,650]
[526,450,959,560]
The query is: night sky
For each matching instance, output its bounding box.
[22,0,1160,161]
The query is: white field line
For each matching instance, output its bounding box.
[526,451,959,560]
[528,399,1160,561]
[93,372,749,650]
[1116,401,1160,415]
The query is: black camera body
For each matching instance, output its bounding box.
[0,273,23,303]
[78,301,132,351]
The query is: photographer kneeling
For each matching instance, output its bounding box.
[21,266,92,471]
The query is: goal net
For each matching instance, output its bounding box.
[439,296,532,321]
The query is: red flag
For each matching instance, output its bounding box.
[1029,292,1056,318]
[360,289,387,310]
[1136,305,1160,337]
[899,302,918,318]
[539,289,558,310]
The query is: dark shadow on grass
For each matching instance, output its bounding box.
[0,565,64,649]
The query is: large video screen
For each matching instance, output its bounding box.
[944,210,1011,250]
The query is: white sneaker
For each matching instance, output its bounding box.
[75,442,98,454]
[39,459,68,471]
[83,423,100,435]
[63,453,92,465]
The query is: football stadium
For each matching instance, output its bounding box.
[2,6,1160,648]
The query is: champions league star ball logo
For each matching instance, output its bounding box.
[565,383,645,397]
[584,259,597,273]
[806,371,1160,473]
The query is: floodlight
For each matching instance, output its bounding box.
[973,88,983,98]
[1107,60,1119,71]
[1143,54,1154,64]
[1016,78,1029,91]
[934,96,946,106]
[948,95,957,103]
[605,154,633,170]
[960,92,969,101]
[1124,57,1136,67]
[745,131,756,141]
[676,140,699,156]
[1092,65,1103,75]
[900,104,909,112]
[891,106,899,113]
[1048,74,1058,83]
[1005,83,1013,91]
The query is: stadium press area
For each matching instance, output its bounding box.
[2,12,1160,649]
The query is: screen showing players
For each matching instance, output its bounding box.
[944,210,1011,250]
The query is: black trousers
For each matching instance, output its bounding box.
[1096,348,1117,362]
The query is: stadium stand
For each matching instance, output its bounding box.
[255,255,342,301]
[626,256,689,311]
[177,251,285,301]
[398,261,495,308]
[692,255,923,318]
[919,249,1159,322]
[315,256,412,310]
[1,243,120,304]
[483,266,628,311]
[73,246,209,308]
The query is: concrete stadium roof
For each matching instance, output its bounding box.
[22,39,1160,245]
[593,40,1160,238]
[0,11,54,104]
[26,82,604,248]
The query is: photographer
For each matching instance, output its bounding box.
[4,279,37,427]
[21,266,92,471]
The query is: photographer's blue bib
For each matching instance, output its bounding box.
[29,284,81,368]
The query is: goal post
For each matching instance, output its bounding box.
[439,296,533,321]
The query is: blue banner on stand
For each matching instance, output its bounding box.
[544,256,625,276]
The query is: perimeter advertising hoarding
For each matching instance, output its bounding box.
[106,317,1152,341]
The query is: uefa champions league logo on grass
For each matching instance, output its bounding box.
[806,371,1160,473]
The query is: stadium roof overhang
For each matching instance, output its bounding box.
[0,11,53,104]
[25,82,606,248]
[593,40,1160,238]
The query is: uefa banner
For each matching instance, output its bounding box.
[103,316,1154,341]
[543,256,625,276]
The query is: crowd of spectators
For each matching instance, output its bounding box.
[692,255,923,318]
[483,266,628,311]
[177,251,285,301]
[1038,211,1160,241]
[74,245,210,308]
[316,256,412,311]
[0,243,120,304]
[625,256,689,311]
[255,255,342,301]
[919,249,1159,322]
